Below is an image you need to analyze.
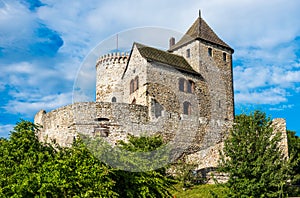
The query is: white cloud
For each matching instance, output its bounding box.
[0,124,14,138]
[0,1,37,49]
[1,0,300,125]
[235,88,287,105]
[269,104,294,111]
[3,92,73,117]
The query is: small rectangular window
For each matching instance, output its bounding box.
[223,52,227,61]
[186,49,190,58]
[208,48,212,57]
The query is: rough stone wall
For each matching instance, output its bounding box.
[34,106,77,147]
[122,45,148,106]
[171,40,201,73]
[198,42,234,122]
[145,60,224,152]
[172,40,234,149]
[272,118,289,159]
[96,52,129,103]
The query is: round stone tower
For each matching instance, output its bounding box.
[96,52,129,103]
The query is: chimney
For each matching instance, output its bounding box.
[169,37,175,48]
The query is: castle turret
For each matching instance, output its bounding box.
[169,13,234,123]
[96,52,129,103]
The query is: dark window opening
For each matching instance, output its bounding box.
[152,99,163,118]
[183,101,191,115]
[130,76,139,94]
[112,97,116,102]
[135,76,139,91]
[187,80,195,93]
[186,49,191,58]
[94,118,110,122]
[208,48,212,57]
[223,52,227,61]
[179,78,185,92]
[130,79,134,94]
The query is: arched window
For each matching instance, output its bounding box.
[179,78,185,92]
[187,80,195,93]
[112,97,116,103]
[183,101,191,115]
[134,76,139,91]
[130,79,134,94]
[130,76,139,94]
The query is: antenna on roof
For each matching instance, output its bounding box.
[198,9,202,36]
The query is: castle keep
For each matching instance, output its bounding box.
[35,14,236,169]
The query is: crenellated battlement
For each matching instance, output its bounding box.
[97,52,130,66]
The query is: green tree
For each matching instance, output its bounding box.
[0,120,116,197]
[286,130,300,196]
[0,120,55,197]
[0,121,175,197]
[112,135,175,198]
[219,111,289,197]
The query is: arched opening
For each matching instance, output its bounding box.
[112,97,116,103]
[187,80,195,93]
[134,76,139,91]
[179,78,185,92]
[183,101,191,115]
[130,79,134,94]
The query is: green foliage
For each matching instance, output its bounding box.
[112,135,175,198]
[170,160,205,188]
[0,120,116,197]
[286,130,300,196]
[219,111,289,197]
[0,121,175,197]
[170,184,229,198]
[83,133,171,172]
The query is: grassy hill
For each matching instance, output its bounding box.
[171,184,229,198]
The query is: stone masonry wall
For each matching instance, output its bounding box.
[96,52,129,103]
[172,40,234,150]
[272,118,289,158]
[122,45,149,106]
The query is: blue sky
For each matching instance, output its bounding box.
[0,0,300,137]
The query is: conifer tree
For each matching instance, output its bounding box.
[219,111,289,197]
[286,130,300,195]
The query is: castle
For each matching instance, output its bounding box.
[34,13,287,171]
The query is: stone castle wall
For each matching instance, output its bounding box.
[35,98,234,166]
[96,52,129,103]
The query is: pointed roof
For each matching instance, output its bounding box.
[169,16,233,52]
